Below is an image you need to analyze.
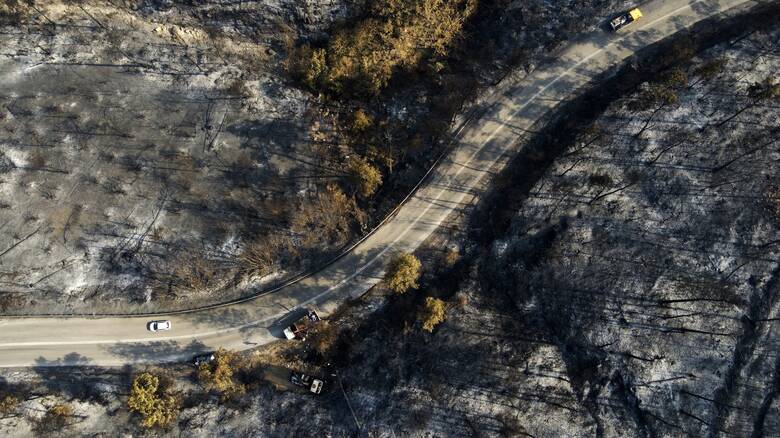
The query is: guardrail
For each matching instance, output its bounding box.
[0,79,501,318]
[8,0,760,318]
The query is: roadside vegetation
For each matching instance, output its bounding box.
[1,0,635,314]
[289,0,477,96]
[0,0,478,314]
[384,252,422,293]
[2,12,778,433]
[196,348,247,400]
[127,372,180,429]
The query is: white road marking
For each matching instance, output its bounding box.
[294,0,711,304]
[0,0,747,356]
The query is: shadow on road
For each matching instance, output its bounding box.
[102,339,207,364]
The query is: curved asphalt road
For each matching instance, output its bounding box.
[0,0,757,367]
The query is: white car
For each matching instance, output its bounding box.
[147,320,172,332]
[290,372,324,394]
[309,379,323,394]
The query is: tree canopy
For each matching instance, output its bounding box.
[347,156,383,198]
[127,373,180,428]
[385,252,422,293]
[421,296,447,332]
[197,348,246,400]
[292,0,477,96]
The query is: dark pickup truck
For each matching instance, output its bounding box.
[283,310,321,341]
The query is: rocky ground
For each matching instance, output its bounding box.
[1,8,777,438]
[0,0,630,314]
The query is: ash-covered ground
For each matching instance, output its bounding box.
[1,12,778,438]
[0,0,628,314]
[453,25,780,437]
[0,0,363,313]
[275,20,779,437]
[194,20,780,438]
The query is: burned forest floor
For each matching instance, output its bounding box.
[0,0,631,314]
[1,5,779,438]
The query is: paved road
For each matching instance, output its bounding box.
[0,0,756,367]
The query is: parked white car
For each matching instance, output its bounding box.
[147,320,172,332]
[290,371,324,394]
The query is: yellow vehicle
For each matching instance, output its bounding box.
[610,8,643,31]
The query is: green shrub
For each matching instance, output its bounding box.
[385,253,422,293]
[421,297,446,332]
[127,373,180,428]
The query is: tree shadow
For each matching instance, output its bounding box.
[101,339,207,365]
[30,353,125,404]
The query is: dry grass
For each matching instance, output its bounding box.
[172,252,226,293]
[290,185,362,249]
[239,235,293,277]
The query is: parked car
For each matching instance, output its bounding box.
[283,310,321,341]
[609,8,642,31]
[290,371,324,394]
[147,320,172,332]
[192,352,215,367]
